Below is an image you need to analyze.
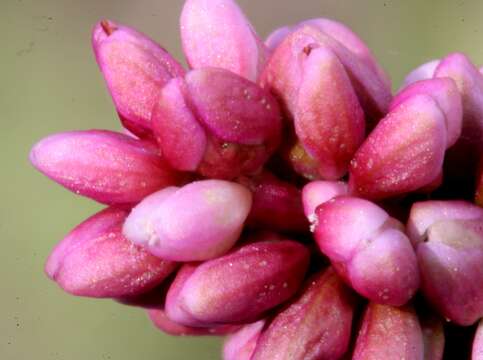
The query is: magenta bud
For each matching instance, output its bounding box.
[180,0,267,82]
[417,217,483,325]
[29,130,182,205]
[165,238,310,325]
[353,303,424,360]
[402,59,440,87]
[406,200,483,246]
[153,68,282,179]
[349,94,447,200]
[92,20,185,137]
[294,46,365,180]
[302,180,349,223]
[45,207,177,298]
[238,172,308,233]
[390,78,463,147]
[124,180,252,261]
[473,320,483,360]
[251,268,356,360]
[147,308,240,336]
[261,25,391,125]
[223,320,266,360]
[314,197,419,306]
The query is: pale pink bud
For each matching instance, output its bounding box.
[417,217,483,325]
[390,78,463,147]
[180,0,268,81]
[45,207,177,298]
[223,320,266,360]
[147,308,239,336]
[302,180,348,221]
[406,200,483,246]
[314,197,419,306]
[152,68,282,179]
[402,59,440,87]
[29,130,182,205]
[165,239,310,325]
[237,172,308,233]
[92,20,185,137]
[294,46,365,180]
[349,95,447,200]
[472,320,483,360]
[123,180,252,261]
[352,303,424,360]
[251,268,356,360]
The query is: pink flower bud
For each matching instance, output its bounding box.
[417,217,483,325]
[402,59,440,87]
[302,180,348,221]
[152,68,282,179]
[123,180,252,261]
[147,308,240,336]
[352,303,424,360]
[223,320,266,360]
[294,46,365,180]
[180,0,268,81]
[92,20,185,137]
[349,94,447,200]
[314,197,419,306]
[237,172,308,233]
[165,239,310,325]
[45,207,177,298]
[29,130,182,205]
[390,78,463,147]
[406,200,483,246]
[260,25,391,125]
[251,268,356,360]
[473,320,483,360]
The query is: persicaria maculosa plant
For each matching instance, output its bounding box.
[30,0,483,358]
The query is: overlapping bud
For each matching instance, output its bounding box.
[30,0,483,358]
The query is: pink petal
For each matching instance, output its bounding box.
[45,207,177,298]
[140,180,252,261]
[349,94,447,200]
[302,180,348,222]
[352,303,424,360]
[223,320,266,360]
[402,59,440,87]
[165,239,310,325]
[180,0,267,81]
[294,46,365,179]
[251,268,356,360]
[92,20,185,137]
[473,320,483,360]
[29,130,182,205]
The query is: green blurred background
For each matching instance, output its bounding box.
[2,0,483,358]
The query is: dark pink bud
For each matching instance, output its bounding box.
[124,180,252,261]
[152,68,282,179]
[180,0,268,81]
[29,130,182,205]
[302,180,348,222]
[147,308,239,336]
[352,303,424,360]
[390,78,463,147]
[223,320,265,360]
[417,217,483,325]
[473,320,483,360]
[238,172,308,233]
[314,197,419,306]
[406,200,483,246]
[294,46,365,179]
[349,94,447,200]
[402,59,440,87]
[251,268,356,360]
[45,207,177,298]
[92,20,185,137]
[165,239,310,325]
